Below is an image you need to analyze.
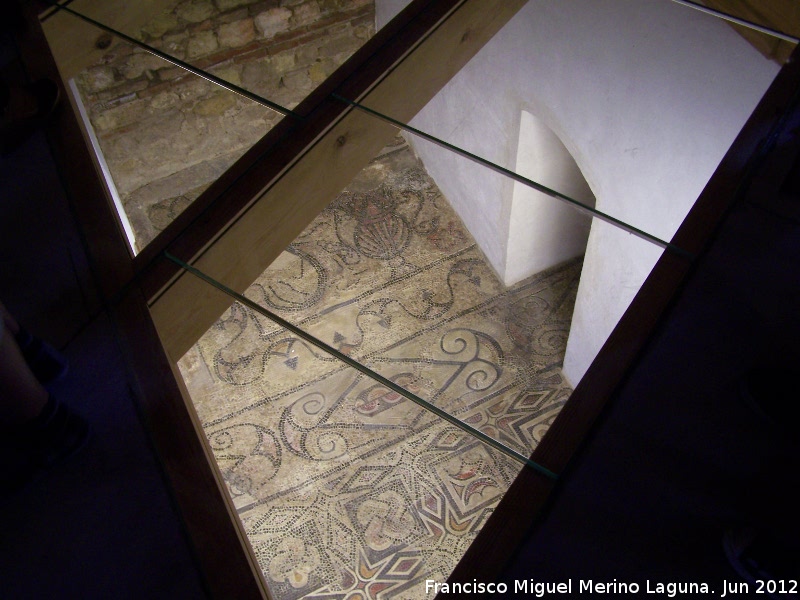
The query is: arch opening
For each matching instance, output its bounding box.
[505,110,596,286]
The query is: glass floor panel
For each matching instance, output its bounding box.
[43,0,379,253]
[177,137,569,597]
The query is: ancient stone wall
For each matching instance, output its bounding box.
[76,0,374,249]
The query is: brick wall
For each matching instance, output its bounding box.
[75,0,374,249]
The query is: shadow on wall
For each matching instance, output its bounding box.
[380,0,778,386]
[505,110,595,287]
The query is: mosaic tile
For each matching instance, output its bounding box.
[179,140,579,598]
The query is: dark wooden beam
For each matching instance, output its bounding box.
[146,0,527,360]
[445,42,800,588]
[698,0,799,63]
[19,1,529,597]
[15,4,269,598]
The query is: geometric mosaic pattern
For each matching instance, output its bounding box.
[179,139,579,598]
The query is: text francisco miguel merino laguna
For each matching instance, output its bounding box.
[425,578,783,597]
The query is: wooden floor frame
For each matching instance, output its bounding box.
[17,1,800,597]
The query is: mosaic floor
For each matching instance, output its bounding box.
[178,139,580,599]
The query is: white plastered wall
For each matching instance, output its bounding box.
[507,111,595,285]
[377,0,778,384]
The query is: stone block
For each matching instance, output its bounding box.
[254,7,292,38]
[271,50,296,73]
[215,0,256,11]
[292,42,318,66]
[308,57,335,84]
[193,92,238,116]
[318,31,360,58]
[209,64,243,87]
[281,67,312,92]
[119,51,169,80]
[90,97,148,133]
[219,18,256,47]
[270,87,300,110]
[78,65,116,93]
[353,22,373,40]
[161,37,188,61]
[218,8,249,23]
[176,0,215,23]
[176,78,216,102]
[291,1,321,27]
[141,12,180,38]
[241,58,282,97]
[187,30,219,57]
[149,91,181,111]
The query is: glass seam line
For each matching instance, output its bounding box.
[164,251,559,481]
[40,0,78,23]
[42,1,691,261]
[40,1,300,118]
[668,0,800,44]
[331,93,696,261]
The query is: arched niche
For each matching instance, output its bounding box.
[505,110,595,286]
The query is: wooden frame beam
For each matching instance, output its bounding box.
[698,0,800,63]
[30,0,800,597]
[445,42,800,586]
[18,4,267,598]
[24,1,527,597]
[41,0,167,81]
[146,0,527,360]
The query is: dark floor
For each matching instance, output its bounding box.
[501,129,800,589]
[503,199,800,591]
[1,78,208,600]
[3,23,799,600]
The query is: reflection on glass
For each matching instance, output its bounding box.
[71,49,281,252]
[50,0,376,104]
[388,122,668,395]
[175,127,670,598]
[43,0,379,252]
[179,303,528,598]
[670,0,799,65]
[174,120,666,597]
[175,134,589,596]
[361,0,785,244]
[184,135,583,460]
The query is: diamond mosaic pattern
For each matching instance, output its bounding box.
[179,139,580,598]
